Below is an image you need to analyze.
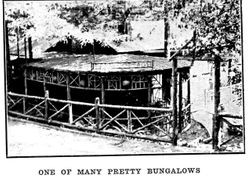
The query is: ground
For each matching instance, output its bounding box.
[7,116,244,157]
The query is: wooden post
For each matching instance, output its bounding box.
[162,71,167,102]
[127,110,132,133]
[164,1,169,58]
[5,21,11,91]
[147,75,152,119]
[44,90,49,121]
[191,29,196,65]
[66,72,73,124]
[24,37,27,60]
[5,21,10,62]
[95,97,100,132]
[101,77,105,104]
[213,56,221,150]
[16,27,20,58]
[23,69,27,113]
[147,75,152,106]
[43,76,48,121]
[172,58,178,145]
[228,59,232,101]
[101,76,105,120]
[28,37,33,60]
[178,72,183,133]
[228,59,232,78]
[43,74,46,95]
[187,70,191,122]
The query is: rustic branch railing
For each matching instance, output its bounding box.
[7,92,176,143]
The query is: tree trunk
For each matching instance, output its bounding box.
[213,56,221,150]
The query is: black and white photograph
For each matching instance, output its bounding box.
[3,0,244,158]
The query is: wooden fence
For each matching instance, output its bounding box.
[7,92,178,143]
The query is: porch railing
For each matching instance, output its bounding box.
[7,92,176,143]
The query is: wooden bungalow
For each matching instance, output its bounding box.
[22,53,191,108]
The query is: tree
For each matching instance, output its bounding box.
[170,0,241,58]
[4,0,147,48]
[5,0,241,58]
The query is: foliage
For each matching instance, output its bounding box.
[4,0,241,57]
[169,0,241,58]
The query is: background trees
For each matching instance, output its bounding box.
[5,0,241,60]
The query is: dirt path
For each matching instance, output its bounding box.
[7,117,242,157]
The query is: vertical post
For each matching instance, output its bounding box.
[5,21,11,91]
[172,58,178,145]
[123,1,127,34]
[191,29,196,65]
[147,75,152,106]
[101,77,105,104]
[24,37,27,60]
[187,70,191,122]
[92,39,96,63]
[228,59,232,78]
[66,72,73,124]
[213,56,221,150]
[44,90,49,121]
[16,27,20,58]
[178,72,183,133]
[164,0,169,58]
[43,75,48,121]
[228,59,232,101]
[43,73,46,94]
[101,76,105,120]
[127,110,132,133]
[162,72,167,102]
[95,97,100,132]
[147,75,152,119]
[28,37,33,60]
[23,68,27,113]
[5,21,10,62]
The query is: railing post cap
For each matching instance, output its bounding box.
[95,97,100,104]
[45,90,49,97]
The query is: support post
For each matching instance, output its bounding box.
[187,70,191,123]
[16,27,20,58]
[43,76,48,121]
[44,90,49,121]
[101,77,105,104]
[127,110,132,133]
[24,69,28,94]
[23,69,27,113]
[100,76,105,120]
[178,72,183,133]
[191,29,196,65]
[5,21,11,91]
[162,71,167,103]
[66,72,73,124]
[95,97,100,132]
[213,56,221,150]
[147,75,152,106]
[172,58,178,145]
[43,74,46,95]
[164,1,169,58]
[147,75,152,119]
[28,37,33,60]
[24,37,27,60]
